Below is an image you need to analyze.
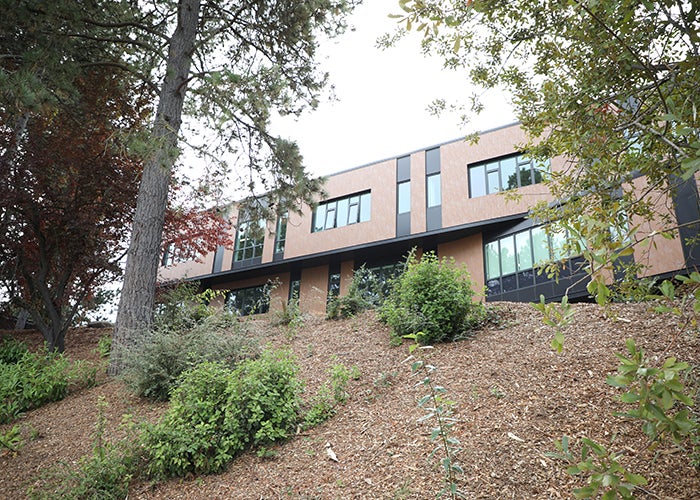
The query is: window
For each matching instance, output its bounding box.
[426,174,441,208]
[312,191,371,232]
[233,219,265,262]
[225,284,270,316]
[327,272,341,303]
[161,242,189,267]
[469,154,549,198]
[274,212,288,255]
[398,181,411,214]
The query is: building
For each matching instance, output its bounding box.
[158,123,700,315]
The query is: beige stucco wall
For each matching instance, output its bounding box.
[300,264,330,314]
[438,234,486,295]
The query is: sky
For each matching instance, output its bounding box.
[271,0,516,178]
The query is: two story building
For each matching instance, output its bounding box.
[158,122,700,315]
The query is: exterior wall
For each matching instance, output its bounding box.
[158,252,216,282]
[410,149,427,234]
[300,265,330,314]
[340,260,355,295]
[438,234,485,295]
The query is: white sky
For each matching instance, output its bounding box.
[272,0,516,177]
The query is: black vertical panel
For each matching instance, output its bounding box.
[672,175,700,269]
[212,245,225,273]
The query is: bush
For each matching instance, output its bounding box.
[0,336,29,364]
[379,252,485,344]
[0,350,92,424]
[121,312,259,401]
[141,349,302,478]
[153,280,225,331]
[327,265,389,319]
[302,362,360,429]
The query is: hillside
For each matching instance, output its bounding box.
[1,302,698,499]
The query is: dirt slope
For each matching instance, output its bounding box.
[1,302,698,499]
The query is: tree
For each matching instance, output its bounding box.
[0,68,148,352]
[108,0,358,375]
[388,0,700,297]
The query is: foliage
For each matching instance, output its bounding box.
[379,252,485,344]
[531,295,575,352]
[270,292,305,339]
[96,335,112,359]
[327,265,389,319]
[607,338,697,443]
[547,435,647,500]
[153,280,227,331]
[0,336,29,364]
[388,0,700,305]
[27,398,138,500]
[141,349,302,478]
[302,361,360,429]
[120,311,259,401]
[404,336,465,499]
[0,66,149,353]
[651,271,700,333]
[0,424,22,452]
[0,348,96,424]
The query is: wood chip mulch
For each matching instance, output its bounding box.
[1,302,698,499]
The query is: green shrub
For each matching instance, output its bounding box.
[153,280,226,331]
[121,312,259,401]
[141,349,303,478]
[141,362,240,478]
[225,349,303,447]
[379,252,485,344]
[0,336,29,364]
[96,335,112,358]
[327,265,388,319]
[0,351,80,424]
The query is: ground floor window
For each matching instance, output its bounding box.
[225,284,270,316]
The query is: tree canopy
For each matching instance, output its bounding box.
[390,0,700,297]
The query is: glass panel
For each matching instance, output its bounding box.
[360,192,371,222]
[275,215,287,254]
[500,236,516,276]
[469,165,486,198]
[515,231,533,271]
[313,205,326,232]
[485,241,500,280]
[518,163,533,187]
[324,204,336,230]
[426,147,440,173]
[336,198,349,227]
[532,226,549,265]
[487,170,500,194]
[550,226,568,261]
[500,156,517,190]
[398,181,411,214]
[427,174,441,207]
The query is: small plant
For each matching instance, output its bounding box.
[532,294,575,352]
[0,336,29,364]
[404,333,464,499]
[27,398,138,499]
[379,252,485,345]
[607,338,697,443]
[272,293,304,339]
[302,362,360,429]
[547,435,647,499]
[96,335,112,358]
[0,425,22,452]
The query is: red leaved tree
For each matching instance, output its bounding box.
[0,68,149,352]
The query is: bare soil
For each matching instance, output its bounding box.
[1,302,699,499]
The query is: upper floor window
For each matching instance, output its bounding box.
[397,181,411,214]
[469,154,549,198]
[233,219,265,262]
[161,242,189,267]
[312,191,371,232]
[274,212,288,255]
[426,173,441,208]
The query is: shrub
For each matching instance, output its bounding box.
[327,265,388,319]
[153,280,225,331]
[141,349,303,478]
[0,350,93,424]
[379,252,485,344]
[121,312,259,401]
[0,336,29,364]
[225,349,303,447]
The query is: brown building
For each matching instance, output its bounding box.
[158,123,700,315]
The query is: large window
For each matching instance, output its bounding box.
[233,219,265,263]
[312,191,371,232]
[225,284,270,316]
[469,154,549,198]
[426,174,441,208]
[274,212,288,255]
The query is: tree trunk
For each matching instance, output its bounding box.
[109,0,201,376]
